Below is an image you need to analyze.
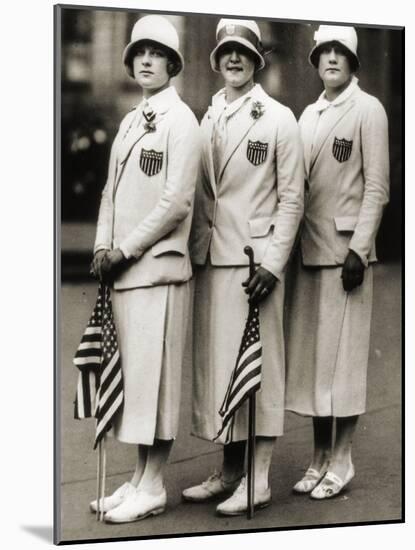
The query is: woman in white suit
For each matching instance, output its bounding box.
[285,25,389,499]
[89,15,201,522]
[183,19,304,515]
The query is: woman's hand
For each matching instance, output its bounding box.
[341,250,365,292]
[91,249,128,284]
[90,250,108,281]
[100,249,128,283]
[242,266,278,305]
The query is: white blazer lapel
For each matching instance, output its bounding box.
[117,125,148,166]
[218,108,256,182]
[201,112,217,198]
[302,111,319,178]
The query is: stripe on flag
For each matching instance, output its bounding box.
[215,303,262,441]
[73,284,124,449]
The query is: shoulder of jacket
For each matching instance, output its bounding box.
[165,101,201,142]
[356,88,385,108]
[169,98,195,118]
[265,95,296,117]
[351,89,388,122]
[118,108,136,128]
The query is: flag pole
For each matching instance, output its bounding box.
[248,392,256,519]
[96,440,102,521]
[100,436,107,522]
[244,246,256,520]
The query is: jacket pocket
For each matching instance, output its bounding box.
[248,217,274,237]
[334,216,358,233]
[152,239,186,257]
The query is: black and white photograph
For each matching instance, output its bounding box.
[54,2,404,545]
[3,0,409,548]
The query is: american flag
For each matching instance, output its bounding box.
[74,284,124,449]
[215,302,262,441]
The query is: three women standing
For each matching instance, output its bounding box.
[86,16,390,522]
[90,15,201,523]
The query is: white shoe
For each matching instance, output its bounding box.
[310,463,355,499]
[89,481,136,513]
[182,471,242,502]
[104,487,167,523]
[216,477,271,516]
[293,461,329,494]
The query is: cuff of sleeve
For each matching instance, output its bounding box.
[93,244,110,255]
[348,246,369,268]
[260,261,282,281]
[119,241,144,260]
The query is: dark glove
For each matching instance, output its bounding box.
[242,266,278,305]
[341,250,365,292]
[100,249,129,284]
[90,249,108,281]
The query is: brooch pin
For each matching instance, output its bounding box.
[143,108,157,132]
[250,101,265,120]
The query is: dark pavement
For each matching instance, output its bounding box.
[57,262,402,543]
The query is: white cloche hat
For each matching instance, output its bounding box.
[123,15,184,78]
[210,18,265,72]
[309,25,360,70]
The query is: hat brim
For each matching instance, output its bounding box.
[308,41,360,70]
[122,39,184,78]
[210,36,265,72]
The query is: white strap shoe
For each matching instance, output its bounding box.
[293,461,329,494]
[310,463,355,499]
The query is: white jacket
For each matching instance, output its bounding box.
[94,86,202,289]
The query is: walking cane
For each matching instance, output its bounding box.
[244,246,256,520]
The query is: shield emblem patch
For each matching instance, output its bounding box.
[139,149,163,176]
[332,137,353,163]
[247,140,268,166]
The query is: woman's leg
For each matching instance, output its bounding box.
[137,439,174,494]
[222,440,246,482]
[310,416,333,470]
[293,417,333,492]
[130,445,148,487]
[329,415,359,479]
[254,436,276,492]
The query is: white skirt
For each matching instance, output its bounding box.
[191,263,286,444]
[285,257,373,417]
[110,282,190,445]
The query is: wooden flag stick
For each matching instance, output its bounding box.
[96,440,102,521]
[247,393,256,519]
[100,438,107,522]
[244,246,256,520]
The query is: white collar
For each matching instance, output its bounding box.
[211,83,263,121]
[138,86,179,115]
[313,76,359,112]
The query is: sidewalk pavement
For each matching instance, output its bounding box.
[57,263,402,543]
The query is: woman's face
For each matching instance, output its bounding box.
[132,41,170,97]
[218,43,256,89]
[318,43,353,94]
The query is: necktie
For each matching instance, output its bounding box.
[212,109,227,179]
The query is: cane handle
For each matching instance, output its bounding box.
[244,246,256,280]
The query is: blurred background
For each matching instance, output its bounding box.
[58,6,403,277]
